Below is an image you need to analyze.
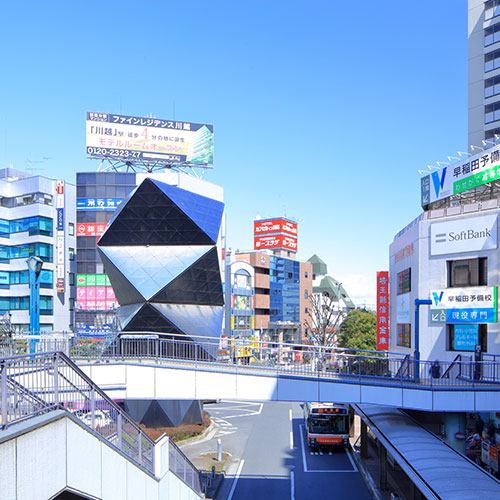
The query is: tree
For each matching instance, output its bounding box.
[337,308,377,351]
[303,292,343,347]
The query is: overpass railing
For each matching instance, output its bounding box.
[0,351,203,495]
[67,332,500,389]
[0,352,155,473]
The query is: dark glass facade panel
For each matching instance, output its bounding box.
[98,179,215,246]
[122,303,185,334]
[151,179,224,243]
[151,247,223,305]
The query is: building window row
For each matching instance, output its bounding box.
[486,0,500,21]
[486,127,500,140]
[0,243,53,263]
[485,75,500,99]
[0,269,53,289]
[484,48,500,72]
[485,101,500,123]
[485,22,500,46]
[0,295,53,315]
[0,216,53,238]
[0,192,53,209]
[397,324,411,348]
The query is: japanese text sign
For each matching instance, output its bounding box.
[254,234,298,252]
[377,272,389,350]
[86,111,214,165]
[254,218,298,237]
[430,287,497,324]
[77,223,107,237]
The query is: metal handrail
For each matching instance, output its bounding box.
[68,334,500,389]
[0,352,155,474]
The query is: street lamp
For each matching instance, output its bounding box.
[27,256,43,353]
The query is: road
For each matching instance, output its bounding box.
[182,401,372,500]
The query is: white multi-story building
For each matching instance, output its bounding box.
[468,0,500,147]
[0,168,76,332]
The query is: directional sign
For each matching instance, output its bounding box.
[430,309,447,323]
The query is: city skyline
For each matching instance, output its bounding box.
[0,1,468,306]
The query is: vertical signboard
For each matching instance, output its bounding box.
[377,272,389,350]
[56,180,65,293]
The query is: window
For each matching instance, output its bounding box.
[485,101,500,123]
[69,273,75,286]
[448,324,487,352]
[68,223,75,236]
[397,268,411,295]
[397,324,411,348]
[485,22,500,46]
[486,127,500,141]
[486,0,500,21]
[448,258,487,287]
[485,48,500,72]
[305,290,308,299]
[69,298,75,311]
[305,307,308,314]
[305,271,308,278]
[69,248,75,261]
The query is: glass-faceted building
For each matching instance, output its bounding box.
[97,177,225,347]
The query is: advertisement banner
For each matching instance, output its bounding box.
[430,214,497,256]
[453,324,479,351]
[86,111,214,165]
[253,218,298,237]
[421,145,500,206]
[254,234,298,252]
[396,293,411,323]
[76,198,122,211]
[77,223,107,237]
[430,287,497,323]
[57,208,64,231]
[376,272,389,350]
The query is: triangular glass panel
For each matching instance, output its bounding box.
[98,178,215,246]
[98,249,145,305]
[99,245,212,300]
[121,303,186,334]
[151,303,223,342]
[150,247,223,305]
[115,303,143,330]
[150,178,224,243]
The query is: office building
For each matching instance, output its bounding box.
[0,168,76,332]
[468,0,500,146]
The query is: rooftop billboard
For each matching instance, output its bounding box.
[421,144,500,206]
[86,111,214,165]
[253,218,298,237]
[253,218,298,252]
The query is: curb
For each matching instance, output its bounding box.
[178,420,219,448]
[349,447,384,500]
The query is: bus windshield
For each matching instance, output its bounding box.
[309,415,348,434]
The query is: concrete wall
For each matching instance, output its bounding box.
[0,411,201,500]
[79,361,500,412]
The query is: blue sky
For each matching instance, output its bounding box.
[0,1,467,305]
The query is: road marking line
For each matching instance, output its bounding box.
[299,424,309,472]
[290,430,294,450]
[346,448,359,472]
[290,470,295,500]
[227,459,245,500]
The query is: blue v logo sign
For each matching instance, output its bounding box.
[432,291,444,306]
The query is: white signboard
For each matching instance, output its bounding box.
[430,214,497,256]
[396,293,411,323]
[421,144,500,206]
[430,287,496,310]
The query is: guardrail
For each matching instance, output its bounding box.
[66,332,500,389]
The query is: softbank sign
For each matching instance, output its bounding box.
[430,214,498,256]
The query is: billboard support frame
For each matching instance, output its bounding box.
[91,156,212,179]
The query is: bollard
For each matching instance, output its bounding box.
[217,438,222,462]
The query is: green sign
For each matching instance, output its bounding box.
[86,274,96,286]
[76,274,111,287]
[77,274,87,286]
[454,165,500,194]
[96,274,106,286]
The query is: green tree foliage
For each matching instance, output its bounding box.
[338,308,377,351]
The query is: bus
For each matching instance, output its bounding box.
[303,402,351,449]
